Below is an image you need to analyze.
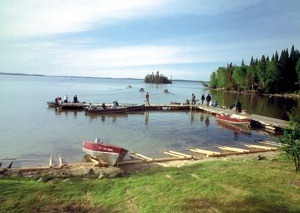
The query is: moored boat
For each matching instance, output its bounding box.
[216,113,251,126]
[82,140,128,165]
[216,120,251,135]
[47,101,60,107]
[86,107,128,114]
[126,104,145,112]
[61,102,86,110]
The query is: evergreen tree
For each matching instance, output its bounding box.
[216,67,227,89]
[209,71,218,88]
[257,55,267,90]
[296,58,300,91]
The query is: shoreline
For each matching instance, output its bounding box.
[1,151,279,179]
[209,87,300,98]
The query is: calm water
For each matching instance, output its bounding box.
[0,75,298,167]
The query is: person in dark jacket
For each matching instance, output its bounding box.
[236,99,242,113]
[206,94,211,106]
[201,94,205,105]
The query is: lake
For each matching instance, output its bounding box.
[0,74,298,167]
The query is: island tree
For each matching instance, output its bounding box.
[144,71,172,84]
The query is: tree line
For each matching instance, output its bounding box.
[144,71,172,84]
[209,45,300,94]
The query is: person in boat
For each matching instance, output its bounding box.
[145,92,150,106]
[206,94,211,106]
[95,138,102,143]
[73,95,78,103]
[63,95,68,103]
[102,102,107,109]
[112,101,119,109]
[201,94,205,105]
[191,93,196,105]
[186,99,190,104]
[214,100,218,107]
[235,99,242,114]
[55,97,62,105]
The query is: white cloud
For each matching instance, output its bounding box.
[0,0,166,39]
[0,0,261,39]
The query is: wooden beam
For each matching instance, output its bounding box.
[244,144,277,151]
[163,151,185,158]
[130,153,153,161]
[188,147,221,156]
[164,150,193,158]
[259,141,282,147]
[217,146,250,153]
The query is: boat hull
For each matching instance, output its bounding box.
[216,114,251,126]
[126,104,145,112]
[87,107,128,114]
[82,141,128,165]
[61,102,85,110]
[47,101,60,107]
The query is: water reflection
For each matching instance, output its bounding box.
[209,90,300,120]
[87,114,128,123]
[47,107,79,117]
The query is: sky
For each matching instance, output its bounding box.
[0,0,300,80]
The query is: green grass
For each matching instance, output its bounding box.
[1,155,300,212]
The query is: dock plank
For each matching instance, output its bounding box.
[244,144,277,151]
[217,146,250,153]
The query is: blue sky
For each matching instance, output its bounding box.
[1,0,300,80]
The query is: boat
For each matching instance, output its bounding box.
[216,113,251,126]
[61,102,86,110]
[86,106,128,114]
[47,101,60,107]
[216,120,251,135]
[82,140,128,165]
[125,104,145,112]
[47,101,86,110]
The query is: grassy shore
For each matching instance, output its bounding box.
[1,152,300,212]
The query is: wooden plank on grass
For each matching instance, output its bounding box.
[244,144,277,151]
[217,146,249,153]
[164,150,193,158]
[133,153,153,161]
[188,148,221,157]
[163,151,185,158]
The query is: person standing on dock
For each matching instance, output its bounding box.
[191,93,196,104]
[201,94,205,105]
[145,92,150,106]
[235,99,242,114]
[206,94,211,106]
[63,94,68,103]
[73,95,78,103]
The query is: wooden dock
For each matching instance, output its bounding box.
[145,103,287,131]
[88,140,279,166]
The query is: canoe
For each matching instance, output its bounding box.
[216,113,251,126]
[86,107,128,114]
[82,141,128,165]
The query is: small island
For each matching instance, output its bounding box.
[144,71,172,84]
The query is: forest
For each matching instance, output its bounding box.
[209,45,300,94]
[144,71,172,84]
